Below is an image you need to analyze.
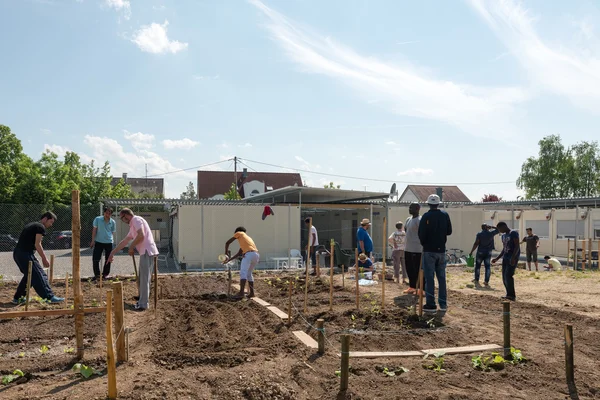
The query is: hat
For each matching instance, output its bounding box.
[360,218,371,226]
[427,194,441,205]
[358,253,368,261]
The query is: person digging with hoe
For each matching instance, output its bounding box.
[223,227,260,299]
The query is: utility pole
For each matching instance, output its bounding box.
[234,156,237,190]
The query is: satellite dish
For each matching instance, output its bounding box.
[389,183,398,200]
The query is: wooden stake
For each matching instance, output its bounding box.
[49,254,54,284]
[99,273,103,306]
[304,217,312,314]
[581,239,587,271]
[503,301,511,359]
[381,217,386,310]
[106,290,117,399]
[131,255,139,291]
[25,261,32,311]
[564,324,574,385]
[72,190,84,360]
[567,238,571,268]
[340,335,350,391]
[417,256,424,317]
[65,273,69,310]
[112,282,126,363]
[287,279,293,326]
[355,248,359,310]
[316,318,325,355]
[153,256,158,312]
[329,239,334,312]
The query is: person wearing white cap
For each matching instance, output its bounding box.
[356,218,373,259]
[418,194,452,314]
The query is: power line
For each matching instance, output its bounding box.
[239,158,515,186]
[147,159,232,178]
[238,160,258,173]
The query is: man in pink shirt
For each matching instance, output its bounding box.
[108,208,158,311]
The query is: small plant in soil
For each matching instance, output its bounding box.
[422,351,446,373]
[64,347,75,354]
[376,365,409,377]
[1,369,24,385]
[91,299,99,307]
[72,363,99,379]
[472,348,527,371]
[39,345,49,355]
[18,352,25,358]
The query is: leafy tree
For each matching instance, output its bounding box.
[108,178,136,199]
[223,183,241,200]
[180,181,197,200]
[323,181,341,189]
[516,135,599,199]
[0,125,33,203]
[482,194,502,202]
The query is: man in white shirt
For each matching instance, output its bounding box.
[543,255,562,271]
[305,218,319,275]
[108,208,159,311]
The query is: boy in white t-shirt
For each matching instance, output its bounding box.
[543,255,562,271]
[388,222,407,284]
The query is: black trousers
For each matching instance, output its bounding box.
[13,248,54,300]
[404,251,422,289]
[93,242,113,277]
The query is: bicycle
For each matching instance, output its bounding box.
[446,248,467,265]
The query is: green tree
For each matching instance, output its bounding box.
[517,135,600,198]
[0,125,34,203]
[108,178,136,198]
[223,183,241,200]
[323,181,341,189]
[180,181,197,200]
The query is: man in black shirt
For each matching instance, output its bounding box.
[522,228,539,271]
[12,212,64,304]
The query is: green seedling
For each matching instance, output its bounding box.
[334,370,341,377]
[1,369,24,385]
[508,347,527,364]
[378,366,409,377]
[426,317,436,329]
[39,345,49,355]
[72,363,99,379]
[472,353,505,371]
[64,347,75,354]
[18,352,25,358]
[423,351,446,373]
[91,299,99,307]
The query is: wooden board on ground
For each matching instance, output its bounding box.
[266,306,289,319]
[293,331,318,349]
[252,297,270,306]
[346,351,424,358]
[422,344,501,355]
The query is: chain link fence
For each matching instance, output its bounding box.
[0,203,177,282]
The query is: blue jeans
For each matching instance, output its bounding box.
[13,248,54,300]
[502,257,517,299]
[474,251,492,283]
[422,252,447,310]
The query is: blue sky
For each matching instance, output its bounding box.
[2,0,600,200]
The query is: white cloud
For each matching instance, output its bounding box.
[153,5,165,11]
[123,130,154,150]
[397,168,434,177]
[193,74,220,80]
[249,0,529,138]
[238,143,253,148]
[105,0,130,20]
[162,138,200,150]
[469,0,600,112]
[41,128,52,135]
[131,20,188,54]
[385,140,397,145]
[43,144,69,157]
[217,142,229,149]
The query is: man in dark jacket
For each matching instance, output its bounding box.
[418,194,452,313]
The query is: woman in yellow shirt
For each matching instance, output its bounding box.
[223,227,260,299]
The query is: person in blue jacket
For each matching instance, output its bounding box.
[356,218,373,259]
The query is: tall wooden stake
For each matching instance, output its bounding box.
[106,290,117,399]
[112,282,126,363]
[72,190,84,360]
[564,324,574,385]
[418,256,424,317]
[567,238,571,268]
[304,218,312,313]
[381,217,386,310]
[329,239,334,312]
[316,318,325,355]
[25,261,32,311]
[153,256,158,311]
[131,255,139,292]
[287,279,293,326]
[355,248,359,310]
[340,335,350,391]
[49,254,54,284]
[65,273,69,309]
[503,301,511,359]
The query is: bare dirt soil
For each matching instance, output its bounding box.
[0,268,598,400]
